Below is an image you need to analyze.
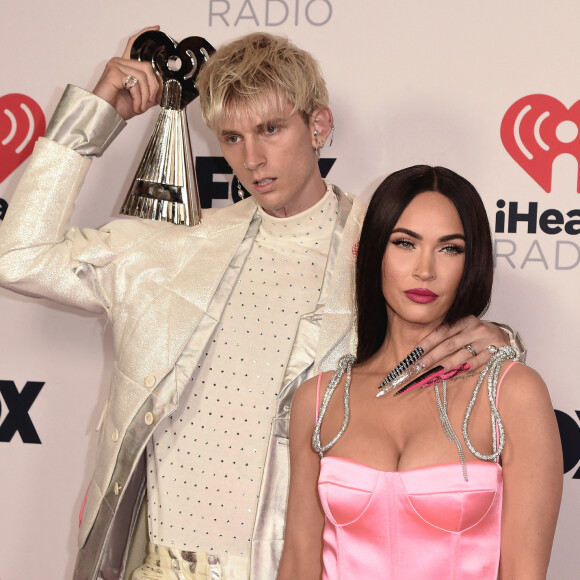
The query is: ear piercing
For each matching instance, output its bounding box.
[234,175,245,200]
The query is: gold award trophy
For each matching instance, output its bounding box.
[120,31,215,226]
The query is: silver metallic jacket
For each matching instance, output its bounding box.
[0,87,367,580]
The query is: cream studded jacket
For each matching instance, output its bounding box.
[0,87,367,580]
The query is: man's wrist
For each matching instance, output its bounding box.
[45,85,126,157]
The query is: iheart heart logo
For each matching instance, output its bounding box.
[0,94,46,183]
[501,95,580,193]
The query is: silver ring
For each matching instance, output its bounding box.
[464,344,477,356]
[487,344,498,355]
[243,162,249,170]
[124,74,138,90]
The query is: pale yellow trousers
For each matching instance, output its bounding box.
[131,543,250,580]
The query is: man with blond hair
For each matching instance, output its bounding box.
[0,29,515,579]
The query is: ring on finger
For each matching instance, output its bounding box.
[487,344,498,355]
[464,344,477,356]
[124,74,138,90]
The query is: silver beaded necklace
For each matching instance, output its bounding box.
[312,354,354,458]
[312,347,521,479]
[435,379,469,482]
[462,345,520,461]
[435,345,521,482]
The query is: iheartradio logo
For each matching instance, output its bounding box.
[501,95,580,193]
[0,94,46,183]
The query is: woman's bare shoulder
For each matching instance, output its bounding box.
[497,361,554,415]
[293,370,335,409]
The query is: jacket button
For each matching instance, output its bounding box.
[111,429,119,442]
[144,375,156,388]
[144,412,154,425]
[114,482,122,496]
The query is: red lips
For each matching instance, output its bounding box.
[404,288,439,304]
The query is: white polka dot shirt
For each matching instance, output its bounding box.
[146,184,339,561]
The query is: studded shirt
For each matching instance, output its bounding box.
[146,184,338,561]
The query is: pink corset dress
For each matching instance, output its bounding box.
[315,359,518,580]
[319,458,502,579]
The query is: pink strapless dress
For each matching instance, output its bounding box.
[318,457,502,580]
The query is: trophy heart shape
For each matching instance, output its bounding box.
[131,31,215,107]
[0,94,46,183]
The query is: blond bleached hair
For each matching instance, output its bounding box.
[197,32,329,132]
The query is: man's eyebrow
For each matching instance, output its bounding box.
[218,116,289,137]
[258,116,289,128]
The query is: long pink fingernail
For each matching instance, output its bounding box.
[440,362,470,380]
[394,366,444,396]
[421,363,471,388]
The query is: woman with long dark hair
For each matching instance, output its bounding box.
[278,166,562,579]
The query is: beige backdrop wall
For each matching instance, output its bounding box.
[1,1,578,578]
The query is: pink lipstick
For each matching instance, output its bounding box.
[404,288,438,304]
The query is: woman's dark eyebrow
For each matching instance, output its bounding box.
[439,233,466,242]
[392,227,421,239]
[391,228,465,242]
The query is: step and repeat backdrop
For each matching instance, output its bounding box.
[1,1,579,578]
